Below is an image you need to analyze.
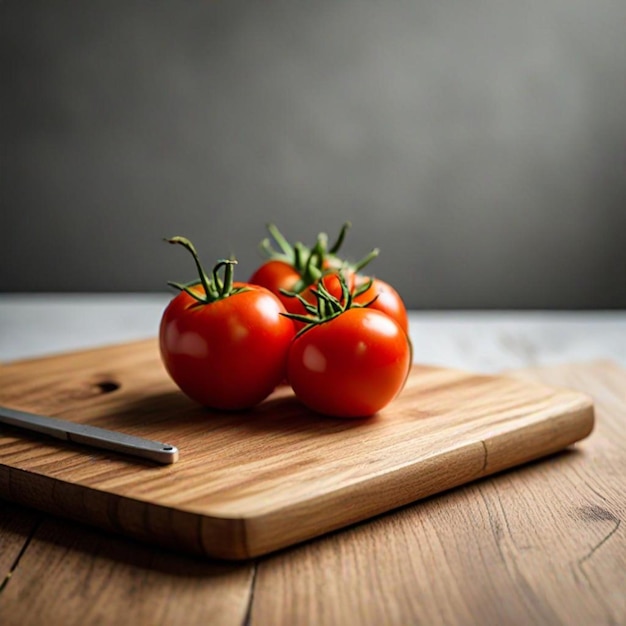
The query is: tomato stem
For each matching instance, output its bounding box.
[293,242,306,272]
[165,237,246,303]
[352,248,380,273]
[282,271,374,336]
[267,223,294,258]
[328,222,351,255]
[165,236,215,299]
[259,237,280,261]
[259,222,379,299]
[212,259,238,298]
[354,277,376,300]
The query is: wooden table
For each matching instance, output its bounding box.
[1,296,625,625]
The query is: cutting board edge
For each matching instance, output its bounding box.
[0,394,593,561]
[0,335,598,561]
[237,397,595,558]
[0,464,251,560]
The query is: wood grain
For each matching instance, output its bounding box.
[249,360,626,626]
[0,359,622,626]
[0,501,40,589]
[0,515,254,626]
[0,339,593,559]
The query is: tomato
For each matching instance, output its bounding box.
[249,223,358,318]
[353,276,409,334]
[250,260,355,329]
[287,308,411,418]
[160,283,294,410]
[160,238,295,410]
[249,223,408,331]
[248,259,305,315]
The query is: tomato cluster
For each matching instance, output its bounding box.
[159,225,411,418]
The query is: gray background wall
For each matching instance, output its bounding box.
[2,0,625,309]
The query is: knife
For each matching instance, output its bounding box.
[0,405,179,464]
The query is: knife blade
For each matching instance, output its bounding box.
[0,405,179,464]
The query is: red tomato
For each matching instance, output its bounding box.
[287,308,411,418]
[250,261,353,328]
[160,283,295,410]
[316,268,356,299]
[249,223,358,319]
[353,276,409,334]
[249,260,304,315]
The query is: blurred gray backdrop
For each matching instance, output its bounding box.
[2,0,625,309]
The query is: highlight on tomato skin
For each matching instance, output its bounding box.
[249,259,309,317]
[159,237,296,411]
[353,276,409,335]
[286,308,412,419]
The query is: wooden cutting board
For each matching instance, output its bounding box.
[0,339,594,560]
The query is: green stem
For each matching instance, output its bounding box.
[352,248,380,274]
[165,237,214,301]
[165,237,246,303]
[259,237,277,260]
[328,222,351,255]
[266,224,294,258]
[293,242,306,272]
[282,270,356,336]
[212,259,237,298]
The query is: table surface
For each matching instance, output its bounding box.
[1,295,625,626]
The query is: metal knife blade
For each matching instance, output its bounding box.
[0,405,179,465]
